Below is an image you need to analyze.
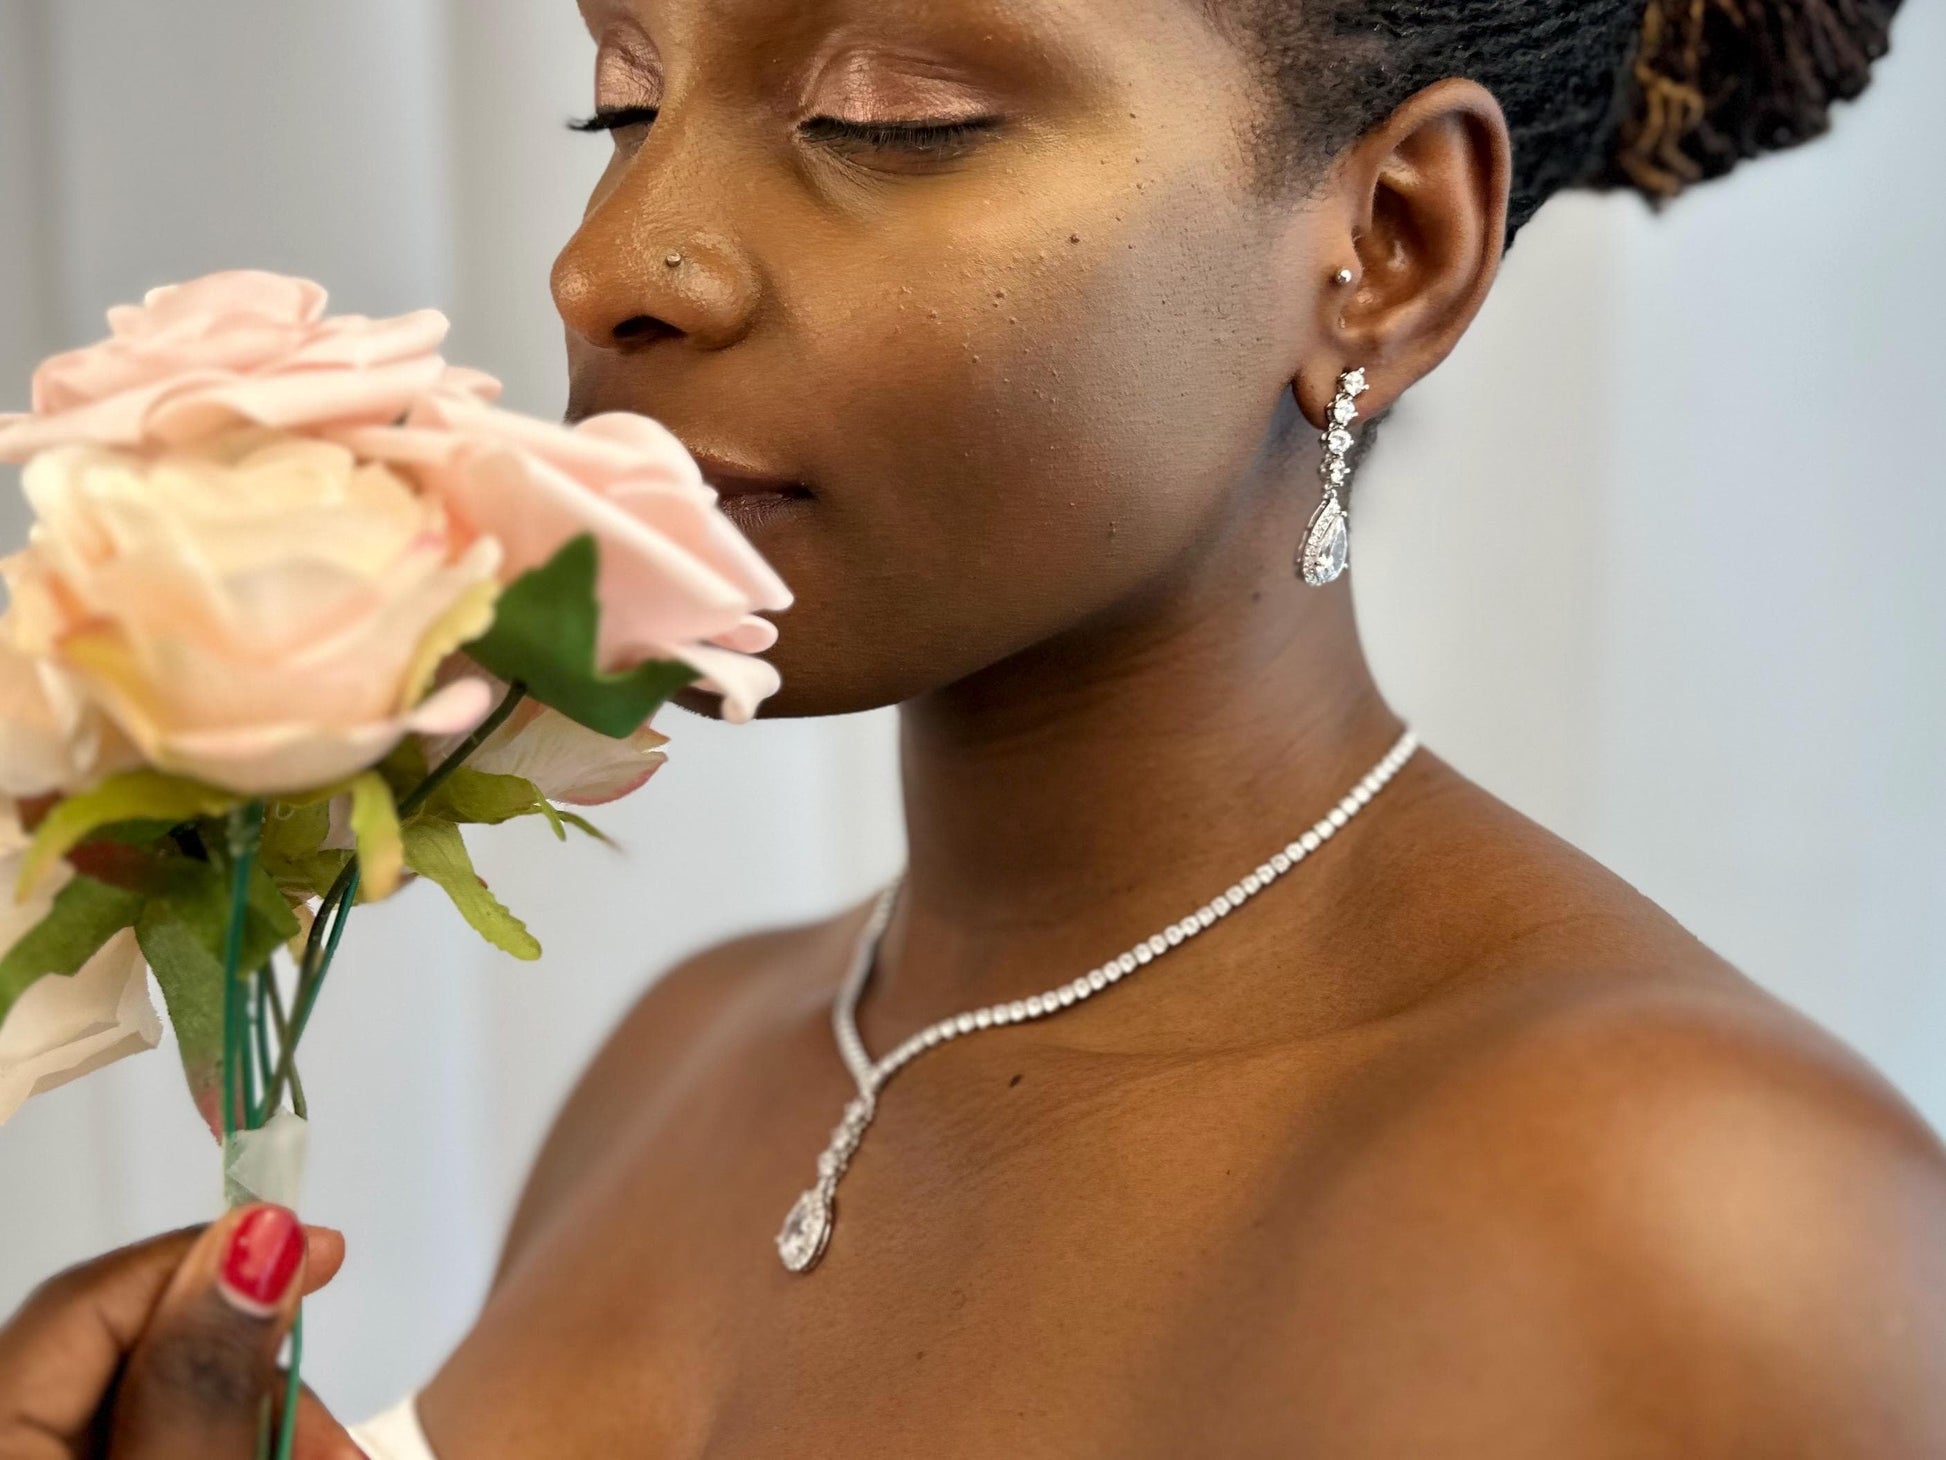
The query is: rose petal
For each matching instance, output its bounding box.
[288,309,450,370]
[465,699,670,806]
[709,614,781,655]
[0,928,158,1126]
[434,365,504,402]
[0,639,101,797]
[405,676,495,737]
[5,269,453,461]
[144,353,450,445]
[667,641,783,724]
[125,271,329,334]
[2,371,236,459]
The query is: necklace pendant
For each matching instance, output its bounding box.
[777,1182,834,1272]
[777,1093,875,1273]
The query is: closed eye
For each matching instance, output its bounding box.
[798,116,1002,155]
[569,105,659,133]
[569,107,1002,161]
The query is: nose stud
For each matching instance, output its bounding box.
[664,252,685,268]
[1333,267,1354,285]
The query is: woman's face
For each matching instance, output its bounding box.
[558,0,1337,717]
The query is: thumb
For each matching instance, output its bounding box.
[0,1215,342,1457]
[108,1204,324,1460]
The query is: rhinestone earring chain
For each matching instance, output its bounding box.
[774,726,1422,1273]
[1297,367,1368,588]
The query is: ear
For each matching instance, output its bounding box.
[1294,77,1512,431]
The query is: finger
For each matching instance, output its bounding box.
[290,1385,365,1460]
[106,1205,325,1460]
[0,1220,343,1456]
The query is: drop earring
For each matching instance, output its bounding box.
[1297,367,1368,587]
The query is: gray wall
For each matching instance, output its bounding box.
[1,0,1940,1421]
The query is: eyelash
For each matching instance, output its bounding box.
[799,115,1000,154]
[569,105,659,133]
[568,107,999,156]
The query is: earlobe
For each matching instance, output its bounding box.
[1302,77,1511,428]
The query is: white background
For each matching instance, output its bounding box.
[0,0,1940,1421]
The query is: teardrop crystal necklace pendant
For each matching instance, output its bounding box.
[1298,367,1368,587]
[775,727,1421,1273]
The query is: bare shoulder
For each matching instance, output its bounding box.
[493,897,874,1281]
[1257,959,1946,1455]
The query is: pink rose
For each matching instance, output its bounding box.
[340,390,793,723]
[0,270,496,461]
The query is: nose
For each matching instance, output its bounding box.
[552,180,760,355]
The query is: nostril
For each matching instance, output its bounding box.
[612,314,679,346]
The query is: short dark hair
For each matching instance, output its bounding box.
[1212,0,1905,249]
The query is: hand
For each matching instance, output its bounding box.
[0,1204,362,1459]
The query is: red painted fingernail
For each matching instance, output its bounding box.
[218,1204,304,1317]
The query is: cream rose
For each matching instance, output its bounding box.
[0,269,498,461]
[3,432,502,795]
[339,391,793,724]
[0,803,158,1124]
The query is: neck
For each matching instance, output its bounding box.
[880,522,1404,1026]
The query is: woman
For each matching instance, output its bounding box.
[3,0,1936,1454]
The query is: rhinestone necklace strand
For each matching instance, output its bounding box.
[775,727,1421,1273]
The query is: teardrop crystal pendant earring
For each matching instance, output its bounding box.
[1297,366,1368,587]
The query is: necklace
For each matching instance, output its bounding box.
[775,728,1421,1273]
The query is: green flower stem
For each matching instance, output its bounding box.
[220,803,266,1143]
[241,987,260,1127]
[254,866,354,1123]
[251,967,273,1122]
[256,963,305,1124]
[239,682,526,1458]
[253,680,529,1118]
[272,1308,304,1460]
[398,681,530,819]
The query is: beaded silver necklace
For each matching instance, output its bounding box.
[776,728,1420,1272]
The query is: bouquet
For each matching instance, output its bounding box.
[0,271,791,1455]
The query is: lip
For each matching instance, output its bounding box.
[688,450,815,533]
[687,450,806,497]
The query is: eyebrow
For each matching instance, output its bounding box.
[571,0,1148,122]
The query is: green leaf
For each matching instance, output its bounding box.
[348,772,403,900]
[419,768,567,841]
[257,799,340,906]
[89,819,188,848]
[465,534,699,738]
[259,799,330,869]
[402,819,541,961]
[280,849,352,903]
[19,771,237,899]
[375,735,430,801]
[136,902,226,1136]
[133,852,299,1137]
[556,810,617,848]
[149,855,292,980]
[247,863,300,944]
[0,876,146,1025]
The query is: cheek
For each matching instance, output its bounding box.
[768,166,1292,704]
